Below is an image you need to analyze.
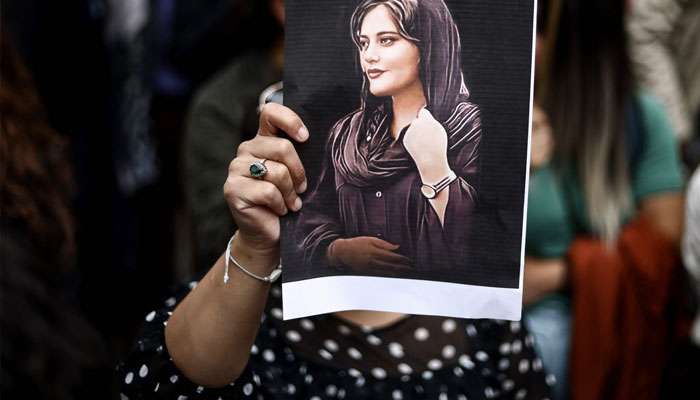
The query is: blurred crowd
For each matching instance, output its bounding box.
[1,0,698,399]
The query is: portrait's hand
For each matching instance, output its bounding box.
[328,237,412,271]
[403,108,451,184]
[223,103,309,256]
[530,106,554,170]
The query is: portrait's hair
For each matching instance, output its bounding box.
[350,0,469,122]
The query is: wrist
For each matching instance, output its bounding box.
[548,257,568,292]
[325,239,344,267]
[234,231,280,257]
[230,233,280,275]
[417,161,452,185]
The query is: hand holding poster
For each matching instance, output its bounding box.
[282,0,536,320]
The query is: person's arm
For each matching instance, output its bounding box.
[403,108,452,224]
[403,106,481,225]
[522,256,567,304]
[638,192,684,247]
[627,0,691,143]
[631,92,685,248]
[165,103,309,387]
[164,239,279,387]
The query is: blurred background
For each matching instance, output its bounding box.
[1,0,698,399]
[1,0,282,397]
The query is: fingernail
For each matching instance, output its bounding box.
[293,197,303,211]
[297,126,309,140]
[298,179,307,193]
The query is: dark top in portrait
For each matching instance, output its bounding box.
[295,101,481,276]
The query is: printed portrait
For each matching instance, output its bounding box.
[281,0,535,319]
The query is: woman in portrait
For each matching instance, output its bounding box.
[295,0,482,275]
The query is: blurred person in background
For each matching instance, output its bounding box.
[523,0,685,398]
[680,162,700,391]
[2,0,254,363]
[0,0,167,360]
[0,28,116,399]
[627,0,700,168]
[183,0,285,271]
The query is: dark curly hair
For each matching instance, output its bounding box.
[1,27,115,399]
[0,26,75,267]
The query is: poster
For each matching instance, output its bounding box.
[281,0,536,320]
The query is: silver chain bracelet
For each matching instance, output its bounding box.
[224,234,282,284]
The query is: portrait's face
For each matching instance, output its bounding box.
[358,5,421,98]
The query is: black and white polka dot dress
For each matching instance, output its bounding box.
[117,275,553,399]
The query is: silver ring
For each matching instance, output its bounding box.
[249,158,268,179]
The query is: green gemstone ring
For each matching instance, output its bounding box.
[249,158,268,179]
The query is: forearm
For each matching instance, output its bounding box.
[638,192,684,248]
[165,234,279,387]
[523,256,567,305]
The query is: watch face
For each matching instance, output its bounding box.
[421,185,437,199]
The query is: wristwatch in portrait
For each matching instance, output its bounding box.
[420,170,458,199]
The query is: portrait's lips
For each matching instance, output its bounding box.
[367,69,385,79]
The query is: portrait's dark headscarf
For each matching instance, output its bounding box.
[329,0,475,187]
[350,0,469,123]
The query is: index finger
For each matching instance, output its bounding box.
[366,237,400,250]
[259,102,309,142]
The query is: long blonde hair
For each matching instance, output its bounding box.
[541,0,635,242]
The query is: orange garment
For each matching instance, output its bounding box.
[569,216,681,400]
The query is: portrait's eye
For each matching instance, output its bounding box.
[359,39,369,49]
[379,37,397,45]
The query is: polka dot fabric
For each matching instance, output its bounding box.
[117,273,552,399]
